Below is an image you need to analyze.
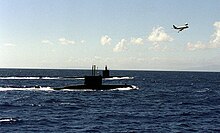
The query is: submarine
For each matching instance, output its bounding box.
[54,65,135,90]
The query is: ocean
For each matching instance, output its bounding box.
[0,69,220,132]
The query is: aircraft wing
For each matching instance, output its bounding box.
[179,28,184,31]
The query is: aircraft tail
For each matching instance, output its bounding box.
[173,25,177,29]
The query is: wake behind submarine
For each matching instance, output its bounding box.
[54,65,136,90]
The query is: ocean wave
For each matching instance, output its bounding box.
[196,88,210,93]
[0,118,20,124]
[41,77,60,80]
[104,77,134,80]
[111,85,139,91]
[0,85,138,92]
[60,85,139,91]
[0,76,134,80]
[74,77,85,80]
[0,87,53,91]
[0,76,60,80]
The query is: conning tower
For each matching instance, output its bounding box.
[84,65,102,87]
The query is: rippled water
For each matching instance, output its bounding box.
[0,69,220,132]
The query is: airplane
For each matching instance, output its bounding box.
[173,23,189,33]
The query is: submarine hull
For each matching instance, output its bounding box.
[53,65,136,91]
[54,84,133,90]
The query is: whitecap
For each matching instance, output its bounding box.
[74,77,85,80]
[41,77,60,80]
[111,85,139,91]
[0,118,18,123]
[58,86,139,92]
[104,77,134,80]
[196,88,210,93]
[0,76,60,80]
[0,87,54,91]
[0,77,40,80]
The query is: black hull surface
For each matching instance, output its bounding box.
[54,84,134,90]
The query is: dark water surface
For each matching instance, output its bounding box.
[0,69,220,132]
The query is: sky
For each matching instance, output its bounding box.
[1,0,220,71]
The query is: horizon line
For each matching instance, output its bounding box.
[0,67,220,73]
